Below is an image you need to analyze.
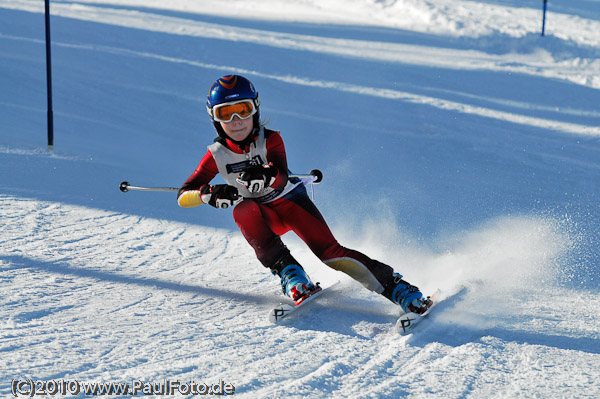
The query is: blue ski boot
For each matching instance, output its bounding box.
[384,273,431,314]
[270,255,315,302]
[279,264,316,301]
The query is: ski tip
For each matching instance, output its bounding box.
[395,312,420,335]
[395,289,441,335]
[267,280,340,324]
[268,304,294,323]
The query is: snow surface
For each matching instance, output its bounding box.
[1,0,599,397]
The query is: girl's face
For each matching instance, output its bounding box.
[220,116,254,142]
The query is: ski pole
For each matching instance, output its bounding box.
[119,181,178,193]
[119,170,322,194]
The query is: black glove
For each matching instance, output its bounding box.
[236,164,278,193]
[200,184,242,209]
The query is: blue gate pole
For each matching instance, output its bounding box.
[45,0,54,149]
[541,0,548,36]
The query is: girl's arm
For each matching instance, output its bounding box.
[177,151,219,207]
[265,130,289,190]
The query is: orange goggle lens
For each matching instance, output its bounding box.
[213,100,256,122]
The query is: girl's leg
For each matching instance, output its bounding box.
[232,199,315,299]
[270,186,426,311]
[234,188,425,311]
[232,199,290,268]
[271,187,397,295]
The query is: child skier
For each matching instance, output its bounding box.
[178,74,431,314]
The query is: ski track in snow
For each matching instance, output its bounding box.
[1,31,599,137]
[1,195,599,398]
[2,0,598,91]
[1,0,599,137]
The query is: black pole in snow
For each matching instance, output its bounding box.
[45,0,54,149]
[541,0,548,36]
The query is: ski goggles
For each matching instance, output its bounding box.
[210,99,257,123]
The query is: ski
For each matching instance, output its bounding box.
[268,280,340,323]
[395,289,441,335]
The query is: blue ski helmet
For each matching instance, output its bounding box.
[206,75,260,140]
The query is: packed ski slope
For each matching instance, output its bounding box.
[1,0,599,398]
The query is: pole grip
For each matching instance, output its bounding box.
[289,169,323,184]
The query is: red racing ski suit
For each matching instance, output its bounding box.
[178,128,398,297]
